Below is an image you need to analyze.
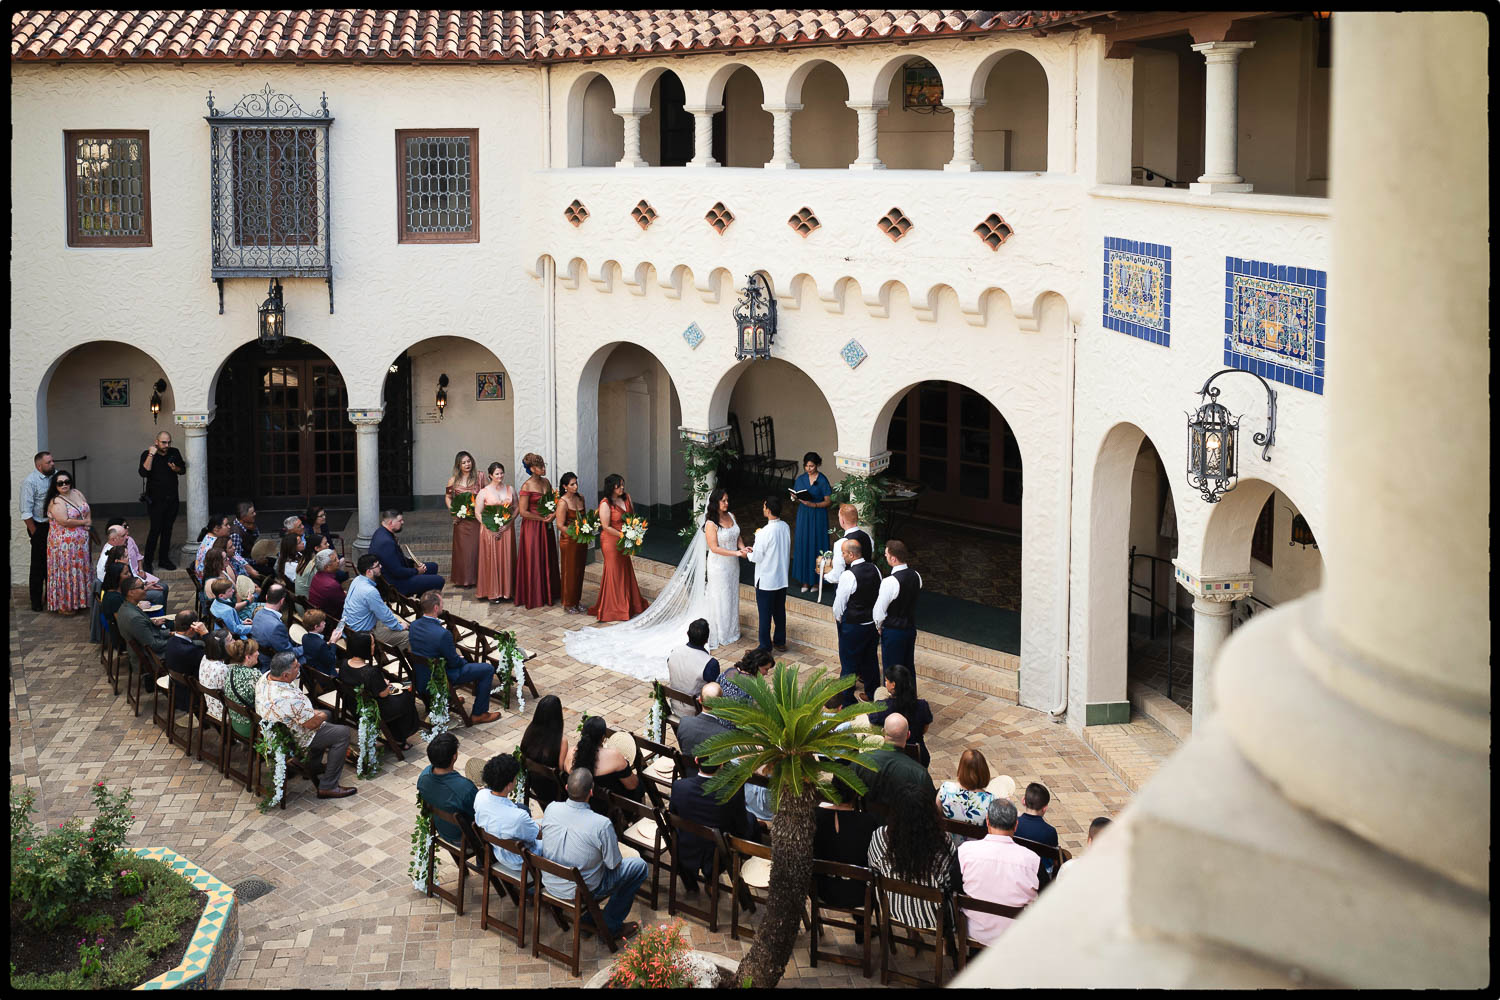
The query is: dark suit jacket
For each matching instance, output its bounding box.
[669,771,754,874]
[162,633,205,709]
[676,711,733,759]
[302,633,338,676]
[369,526,419,585]
[409,616,474,677]
[863,748,936,807]
[251,606,303,664]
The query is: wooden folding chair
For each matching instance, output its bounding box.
[248,710,321,810]
[633,734,683,799]
[953,893,1028,969]
[446,614,540,700]
[192,677,231,776]
[408,652,474,727]
[724,833,774,941]
[937,816,988,844]
[162,665,199,757]
[333,671,407,762]
[752,415,796,486]
[423,804,480,916]
[523,757,565,818]
[665,812,734,932]
[808,858,879,979]
[1014,834,1068,891]
[874,873,958,987]
[474,828,530,948]
[123,636,149,716]
[658,683,698,726]
[145,649,172,735]
[219,688,260,794]
[609,790,670,910]
[98,612,122,696]
[527,851,623,978]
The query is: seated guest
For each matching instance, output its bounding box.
[472,753,542,878]
[538,769,647,940]
[565,715,641,802]
[666,618,718,712]
[813,797,882,909]
[744,764,776,835]
[369,509,444,596]
[221,638,263,741]
[307,549,347,619]
[409,590,499,724]
[254,651,357,799]
[277,532,306,590]
[339,631,420,748]
[208,579,254,637]
[162,610,209,711]
[296,533,346,595]
[520,694,569,769]
[229,502,268,579]
[937,749,995,829]
[868,664,933,767]
[204,545,257,607]
[194,514,234,577]
[1015,782,1060,877]
[114,577,172,677]
[99,523,168,606]
[251,584,304,669]
[1056,816,1111,882]
[100,568,131,632]
[862,713,936,808]
[299,609,339,677]
[343,554,408,650]
[93,548,131,645]
[868,784,963,931]
[197,630,231,723]
[417,732,477,840]
[676,682,733,757]
[669,727,755,892]
[305,505,344,557]
[957,797,1039,942]
[717,648,773,703]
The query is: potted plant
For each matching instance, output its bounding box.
[585,919,738,988]
[694,664,882,989]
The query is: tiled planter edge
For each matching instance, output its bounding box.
[131,847,240,991]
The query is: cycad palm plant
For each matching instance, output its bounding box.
[695,662,884,989]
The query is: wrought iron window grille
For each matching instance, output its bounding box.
[206,84,334,314]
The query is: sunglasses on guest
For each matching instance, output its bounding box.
[56,479,73,487]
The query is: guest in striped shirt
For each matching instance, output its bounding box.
[867,783,963,930]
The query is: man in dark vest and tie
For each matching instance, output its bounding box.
[831,534,882,706]
[874,539,922,678]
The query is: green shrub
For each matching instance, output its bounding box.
[75,913,114,937]
[10,783,135,931]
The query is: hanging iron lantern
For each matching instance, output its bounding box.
[1186,369,1277,503]
[258,278,286,352]
[733,272,777,361]
[149,378,167,423]
[1289,512,1318,549]
[435,373,449,418]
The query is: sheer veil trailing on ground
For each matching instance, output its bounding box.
[564,523,727,681]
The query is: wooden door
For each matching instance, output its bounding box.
[886,381,1021,530]
[252,359,355,504]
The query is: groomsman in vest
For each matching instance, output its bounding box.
[873,539,922,678]
[831,535,882,705]
[819,504,874,589]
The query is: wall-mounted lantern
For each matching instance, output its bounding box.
[733,272,777,361]
[1186,369,1277,503]
[435,373,449,418]
[1289,512,1319,549]
[149,379,167,423]
[257,278,286,352]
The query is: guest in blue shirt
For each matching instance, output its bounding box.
[416,733,479,844]
[208,578,254,637]
[1014,781,1061,877]
[408,590,500,724]
[343,554,411,651]
[790,452,833,592]
[299,608,340,677]
[472,753,541,877]
[250,584,304,670]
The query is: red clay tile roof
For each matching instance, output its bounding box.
[12,10,1101,63]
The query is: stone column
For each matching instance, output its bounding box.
[174,411,213,556]
[684,105,722,167]
[613,108,647,168]
[845,102,887,170]
[1190,595,1235,725]
[348,408,384,551]
[944,99,986,172]
[762,104,802,169]
[1189,41,1255,193]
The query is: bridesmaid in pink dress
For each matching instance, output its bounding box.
[475,462,516,604]
[513,452,561,609]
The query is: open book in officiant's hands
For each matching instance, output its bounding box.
[788,487,813,502]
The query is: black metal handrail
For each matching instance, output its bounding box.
[1128,547,1194,702]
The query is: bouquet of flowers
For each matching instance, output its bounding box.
[565,507,602,546]
[537,490,558,519]
[617,514,649,555]
[479,501,513,534]
[449,491,476,521]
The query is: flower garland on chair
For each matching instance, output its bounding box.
[494,631,526,712]
[423,657,452,742]
[645,680,668,744]
[355,688,383,779]
[253,718,304,812]
[407,793,435,892]
[510,745,527,806]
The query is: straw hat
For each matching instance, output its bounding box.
[463,756,489,788]
[986,774,1017,800]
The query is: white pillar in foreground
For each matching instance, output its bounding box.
[349,408,383,551]
[845,102,887,169]
[613,108,647,168]
[944,99,985,172]
[763,104,802,169]
[175,411,213,556]
[1189,594,1235,726]
[1190,41,1255,193]
[685,105,722,167]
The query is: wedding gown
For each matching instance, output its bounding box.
[564,514,738,681]
[706,516,742,647]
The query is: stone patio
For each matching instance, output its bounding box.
[11,555,1144,988]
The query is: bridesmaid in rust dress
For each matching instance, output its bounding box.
[445,451,481,588]
[475,462,516,604]
[588,473,649,622]
[556,472,588,614]
[514,452,562,609]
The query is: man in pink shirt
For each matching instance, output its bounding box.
[957,797,1039,942]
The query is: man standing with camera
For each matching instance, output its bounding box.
[138,430,186,573]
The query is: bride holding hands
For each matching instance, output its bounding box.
[702,486,747,646]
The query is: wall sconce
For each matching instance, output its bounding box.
[435,373,449,418]
[732,273,777,361]
[149,378,167,423]
[258,278,286,353]
[1288,511,1319,549]
[1186,369,1277,503]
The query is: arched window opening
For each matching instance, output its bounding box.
[720,67,771,167]
[791,62,857,168]
[878,57,953,169]
[974,52,1049,171]
[579,75,624,167]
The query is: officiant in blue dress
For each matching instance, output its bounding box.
[790,452,833,593]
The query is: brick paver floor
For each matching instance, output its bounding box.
[10,565,1139,988]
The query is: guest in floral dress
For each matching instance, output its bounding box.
[937,749,995,829]
[44,472,92,614]
[222,638,263,740]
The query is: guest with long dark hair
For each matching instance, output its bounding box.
[588,473,648,622]
[869,663,934,766]
[515,453,562,609]
[519,694,570,805]
[446,451,482,588]
[556,472,588,613]
[338,630,420,748]
[868,783,963,930]
[565,714,641,803]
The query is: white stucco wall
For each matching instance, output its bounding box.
[1246,484,1325,606]
[406,337,515,500]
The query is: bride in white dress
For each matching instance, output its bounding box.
[564,485,745,681]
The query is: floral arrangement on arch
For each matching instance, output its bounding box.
[449,491,476,521]
[617,515,649,556]
[605,919,697,989]
[565,507,602,547]
[254,718,305,812]
[479,501,514,534]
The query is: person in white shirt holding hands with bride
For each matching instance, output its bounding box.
[745,496,791,653]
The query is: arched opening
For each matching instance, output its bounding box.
[41,341,173,504]
[1205,478,1324,629]
[1124,437,1191,713]
[641,70,707,167]
[790,61,857,168]
[974,51,1050,171]
[878,56,954,169]
[577,342,686,527]
[572,73,624,167]
[718,66,772,167]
